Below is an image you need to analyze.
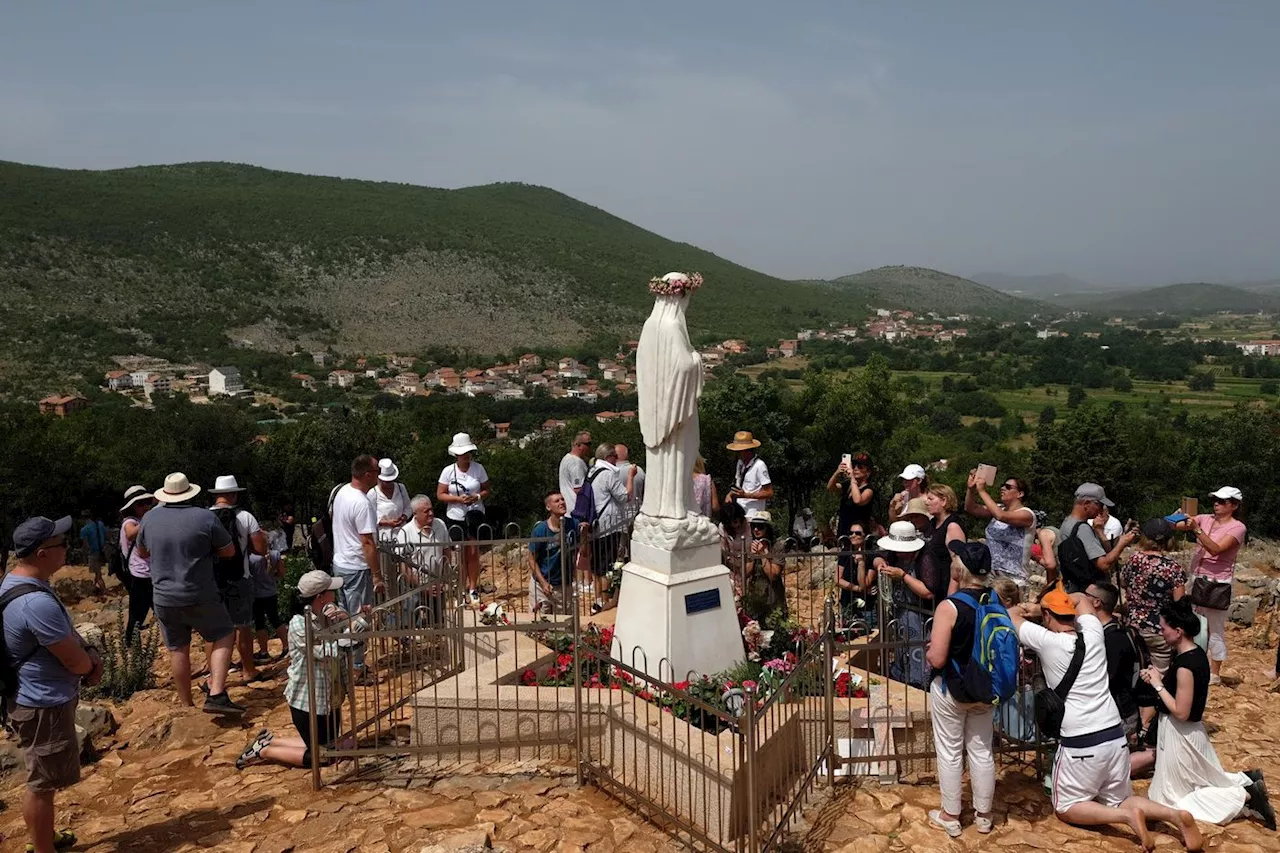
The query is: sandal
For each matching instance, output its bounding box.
[236,730,274,770]
[26,828,76,851]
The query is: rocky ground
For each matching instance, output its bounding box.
[2,561,1279,852]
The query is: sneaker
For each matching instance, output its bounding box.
[467,589,481,607]
[974,813,994,834]
[590,600,604,616]
[928,809,962,838]
[253,653,271,664]
[199,680,210,695]
[1209,674,1223,686]
[236,729,273,769]
[203,692,246,716]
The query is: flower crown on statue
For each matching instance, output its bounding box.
[648,271,704,296]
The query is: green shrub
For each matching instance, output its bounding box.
[85,609,160,702]
[277,552,313,623]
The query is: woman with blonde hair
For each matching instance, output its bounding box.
[922,484,966,604]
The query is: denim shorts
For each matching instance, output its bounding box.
[219,576,254,628]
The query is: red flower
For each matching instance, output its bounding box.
[599,626,615,647]
[637,690,654,701]
[557,653,573,669]
[672,680,690,692]
[784,651,797,665]
[520,669,538,686]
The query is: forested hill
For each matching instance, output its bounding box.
[1084,282,1280,315]
[0,160,867,370]
[831,266,1053,319]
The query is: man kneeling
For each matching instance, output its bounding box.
[1009,586,1203,851]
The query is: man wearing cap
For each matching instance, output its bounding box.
[1009,589,1201,848]
[726,431,772,516]
[137,473,244,715]
[3,516,103,853]
[888,463,928,524]
[1057,483,1137,593]
[210,475,268,682]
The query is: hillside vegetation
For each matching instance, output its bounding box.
[0,160,875,390]
[831,266,1053,319]
[1085,282,1280,315]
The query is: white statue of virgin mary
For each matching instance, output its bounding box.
[634,273,717,549]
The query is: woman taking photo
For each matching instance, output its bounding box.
[964,473,1035,588]
[742,511,786,624]
[437,433,491,607]
[827,452,874,545]
[925,541,997,839]
[120,485,155,644]
[1134,599,1275,830]
[1177,487,1246,686]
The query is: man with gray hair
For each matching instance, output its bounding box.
[559,431,592,516]
[395,495,451,627]
[584,443,633,614]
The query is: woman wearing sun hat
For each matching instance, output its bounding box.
[741,510,786,623]
[119,485,156,645]
[437,433,490,606]
[874,520,930,688]
[1176,487,1246,686]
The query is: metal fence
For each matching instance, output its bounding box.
[300,532,1052,852]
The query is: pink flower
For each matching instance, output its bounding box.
[742,680,758,691]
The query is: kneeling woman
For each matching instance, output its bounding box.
[1134,599,1276,830]
[236,570,371,770]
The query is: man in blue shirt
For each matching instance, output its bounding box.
[3,515,103,853]
[527,492,574,615]
[78,509,108,597]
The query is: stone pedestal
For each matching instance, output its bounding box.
[612,532,745,683]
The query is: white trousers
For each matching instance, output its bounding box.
[930,678,995,816]
[1196,606,1228,662]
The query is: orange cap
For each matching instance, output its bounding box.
[1041,584,1077,618]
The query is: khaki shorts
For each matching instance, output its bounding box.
[9,699,81,792]
[1141,631,1173,675]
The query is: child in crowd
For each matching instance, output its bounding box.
[249,547,288,662]
[993,578,1022,609]
[236,570,369,770]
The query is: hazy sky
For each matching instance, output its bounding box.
[4,1,1279,284]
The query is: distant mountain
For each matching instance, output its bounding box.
[971,272,1103,298]
[1086,282,1280,315]
[0,160,876,389]
[830,266,1053,319]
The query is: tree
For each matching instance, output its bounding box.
[1188,372,1216,392]
[1112,373,1133,393]
[1039,406,1057,426]
[1066,385,1086,409]
[1261,380,1278,395]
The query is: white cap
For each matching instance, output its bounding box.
[1209,486,1243,502]
[298,570,344,598]
[898,463,926,481]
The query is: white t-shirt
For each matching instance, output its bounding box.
[332,484,376,571]
[395,516,451,580]
[734,456,771,516]
[1099,515,1123,542]
[439,462,489,522]
[1017,613,1121,738]
[214,505,260,579]
[368,481,411,540]
[559,453,588,515]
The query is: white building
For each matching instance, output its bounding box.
[208,366,244,396]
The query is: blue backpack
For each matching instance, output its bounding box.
[946,590,1020,705]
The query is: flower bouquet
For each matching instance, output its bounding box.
[479,602,509,626]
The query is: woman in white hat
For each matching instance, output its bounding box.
[873,520,930,688]
[1176,487,1246,685]
[368,458,410,543]
[888,463,929,524]
[119,485,156,644]
[741,510,786,624]
[437,433,490,606]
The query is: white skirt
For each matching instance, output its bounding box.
[1148,715,1249,825]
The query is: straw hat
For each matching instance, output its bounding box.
[877,521,924,553]
[154,472,201,504]
[726,430,761,451]
[900,497,930,520]
[119,485,153,513]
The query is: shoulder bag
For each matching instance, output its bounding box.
[1034,629,1085,740]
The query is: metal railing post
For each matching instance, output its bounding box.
[569,523,585,786]
[304,605,321,790]
[823,595,836,789]
[743,686,759,853]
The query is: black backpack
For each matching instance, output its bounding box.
[306,484,344,571]
[107,527,136,591]
[211,506,246,587]
[1058,519,1100,594]
[0,585,55,723]
[1034,629,1085,739]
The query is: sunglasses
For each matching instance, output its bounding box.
[1212,497,1231,504]
[849,530,865,537]
[1000,483,1018,491]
